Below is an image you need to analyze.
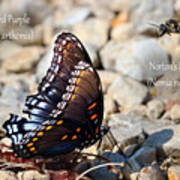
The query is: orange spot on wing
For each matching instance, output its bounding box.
[29,147,35,152]
[74,87,78,92]
[56,120,63,125]
[90,114,98,120]
[80,70,84,77]
[37,131,44,137]
[45,126,53,131]
[88,102,97,110]
[76,128,81,133]
[76,78,80,85]
[67,43,71,48]
[63,49,67,55]
[88,134,91,139]
[27,142,33,147]
[96,127,99,134]
[72,135,77,140]
[32,137,38,142]
[61,134,68,141]
[71,94,76,100]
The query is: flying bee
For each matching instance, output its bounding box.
[151,19,180,37]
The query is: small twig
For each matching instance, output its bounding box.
[76,162,124,180]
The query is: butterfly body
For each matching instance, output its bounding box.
[3,33,108,158]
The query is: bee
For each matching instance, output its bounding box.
[151,19,180,36]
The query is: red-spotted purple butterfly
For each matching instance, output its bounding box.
[3,32,108,158]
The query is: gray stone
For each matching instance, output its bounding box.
[17,170,49,180]
[143,125,180,158]
[97,70,119,93]
[2,46,44,73]
[100,39,170,81]
[128,147,156,171]
[83,42,99,68]
[0,86,27,126]
[0,41,22,61]
[137,166,166,180]
[36,49,53,83]
[146,99,165,119]
[59,7,91,27]
[107,74,148,107]
[111,23,135,42]
[108,113,172,144]
[154,70,180,102]
[73,18,109,50]
[169,104,180,123]
[0,171,17,180]
[104,94,117,120]
[130,0,174,33]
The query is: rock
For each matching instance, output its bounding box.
[128,147,156,171]
[169,104,180,123]
[111,23,134,41]
[143,125,180,158]
[155,70,180,101]
[146,99,165,119]
[108,113,172,144]
[104,94,117,120]
[13,25,44,46]
[83,42,99,68]
[59,7,91,27]
[107,74,148,107]
[158,34,180,63]
[0,41,22,61]
[36,49,53,83]
[2,46,44,73]
[100,39,170,81]
[120,105,147,118]
[0,171,17,180]
[0,72,36,93]
[26,0,52,25]
[89,152,125,180]
[17,170,49,180]
[73,18,109,50]
[97,70,119,93]
[0,86,26,126]
[130,0,174,33]
[137,166,166,180]
[168,165,180,180]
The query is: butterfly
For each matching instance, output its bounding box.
[3,32,108,158]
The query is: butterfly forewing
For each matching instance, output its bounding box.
[3,32,106,158]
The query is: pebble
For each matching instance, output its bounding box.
[137,165,166,180]
[111,23,135,42]
[0,41,22,61]
[2,46,44,73]
[169,104,180,123]
[59,7,91,27]
[146,99,165,119]
[107,74,148,107]
[73,18,109,50]
[100,39,170,81]
[17,170,49,180]
[0,171,17,180]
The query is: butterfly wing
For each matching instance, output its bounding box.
[3,33,107,158]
